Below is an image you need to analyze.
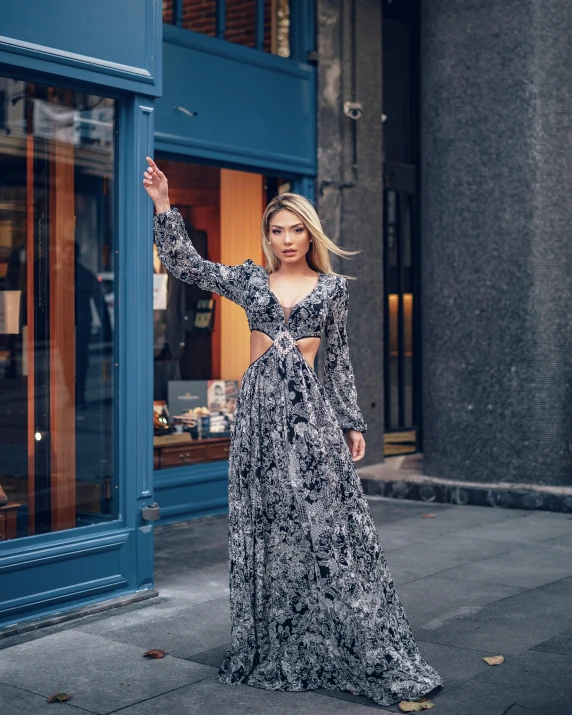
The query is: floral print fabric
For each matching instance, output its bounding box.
[153,208,443,706]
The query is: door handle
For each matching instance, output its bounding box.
[141,502,161,521]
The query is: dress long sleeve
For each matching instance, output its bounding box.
[153,207,252,306]
[323,277,367,433]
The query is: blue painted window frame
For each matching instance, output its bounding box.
[0,61,157,622]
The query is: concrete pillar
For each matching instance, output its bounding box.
[316,0,385,464]
[420,0,572,485]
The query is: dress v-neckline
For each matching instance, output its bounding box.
[266,272,323,324]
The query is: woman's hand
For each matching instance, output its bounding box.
[345,430,366,462]
[143,156,170,213]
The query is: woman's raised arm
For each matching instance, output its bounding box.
[143,157,254,306]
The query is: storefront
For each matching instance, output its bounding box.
[0,0,316,628]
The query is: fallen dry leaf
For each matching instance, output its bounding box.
[398,698,435,711]
[47,693,71,703]
[483,655,504,666]
[422,514,436,519]
[143,649,166,659]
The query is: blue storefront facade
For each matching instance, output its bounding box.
[0,0,316,628]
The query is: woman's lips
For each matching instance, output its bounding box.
[282,249,296,256]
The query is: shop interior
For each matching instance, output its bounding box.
[0,78,116,540]
[152,156,290,470]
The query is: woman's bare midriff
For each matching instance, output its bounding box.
[250,330,321,370]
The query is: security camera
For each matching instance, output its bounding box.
[343,101,363,120]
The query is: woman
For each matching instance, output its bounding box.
[143,157,443,707]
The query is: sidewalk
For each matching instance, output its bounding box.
[1,497,571,714]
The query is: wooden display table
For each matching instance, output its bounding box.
[153,436,230,470]
[0,502,21,541]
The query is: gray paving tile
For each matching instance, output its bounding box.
[0,630,214,715]
[382,533,522,585]
[435,541,572,589]
[375,502,530,540]
[188,644,229,669]
[416,649,572,715]
[3,500,572,715]
[452,511,572,546]
[76,597,190,634]
[537,575,572,594]
[394,575,526,629]
[154,515,229,574]
[545,532,572,548]
[315,687,393,710]
[366,498,451,525]
[415,640,496,685]
[0,598,171,653]
[415,588,572,655]
[114,676,392,714]
[0,681,94,715]
[79,597,231,659]
[155,561,230,604]
[532,626,572,656]
[376,524,434,551]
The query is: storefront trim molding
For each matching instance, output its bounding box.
[154,131,315,176]
[156,24,316,177]
[164,24,312,79]
[154,463,229,490]
[154,461,229,525]
[0,530,136,625]
[0,35,154,79]
[0,0,162,96]
[116,95,157,594]
[0,531,129,573]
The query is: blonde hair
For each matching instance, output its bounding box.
[261,193,358,276]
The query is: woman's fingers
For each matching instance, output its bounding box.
[145,156,166,182]
[147,156,166,180]
[350,434,366,461]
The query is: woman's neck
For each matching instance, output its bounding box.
[273,260,318,277]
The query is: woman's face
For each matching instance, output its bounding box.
[267,209,311,265]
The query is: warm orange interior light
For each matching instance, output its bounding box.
[388,294,413,356]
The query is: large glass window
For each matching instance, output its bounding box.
[152,157,290,470]
[0,77,117,540]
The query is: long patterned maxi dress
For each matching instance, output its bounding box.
[154,208,444,707]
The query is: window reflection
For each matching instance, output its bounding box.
[0,77,117,540]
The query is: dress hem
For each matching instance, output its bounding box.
[214,671,444,708]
